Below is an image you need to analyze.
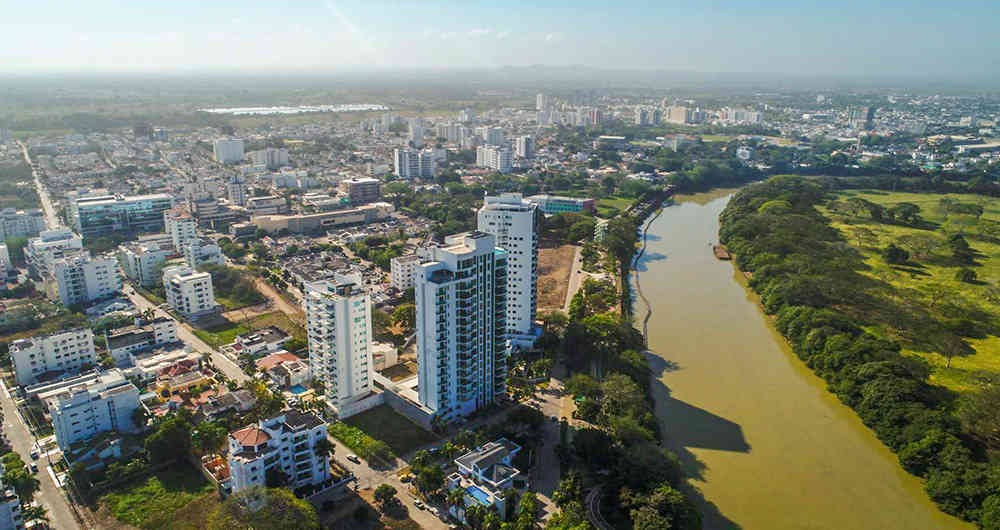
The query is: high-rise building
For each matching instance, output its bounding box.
[70,193,174,238]
[183,238,226,269]
[163,207,198,253]
[476,126,505,146]
[0,208,46,242]
[213,138,245,164]
[588,108,603,126]
[536,93,550,112]
[9,328,97,386]
[339,177,381,205]
[476,146,513,174]
[117,239,172,287]
[305,274,374,413]
[390,254,421,291]
[665,106,692,124]
[415,232,507,420]
[249,147,290,170]
[227,175,248,206]
[515,136,535,159]
[478,194,538,348]
[30,368,141,451]
[227,410,331,493]
[162,265,217,320]
[49,251,122,307]
[393,148,436,179]
[409,120,425,148]
[25,228,83,278]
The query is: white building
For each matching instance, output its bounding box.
[162,265,217,320]
[389,254,421,291]
[183,238,225,269]
[9,328,97,386]
[249,147,290,170]
[214,138,245,164]
[0,470,24,530]
[415,232,508,420]
[106,318,179,366]
[393,148,436,179]
[305,274,374,413]
[247,195,288,216]
[117,240,172,287]
[227,175,248,207]
[478,193,538,347]
[536,93,550,112]
[25,228,83,277]
[408,120,425,148]
[476,146,513,174]
[28,369,140,451]
[477,127,504,147]
[0,208,46,242]
[49,251,122,307]
[447,438,523,523]
[515,135,534,159]
[163,208,198,253]
[227,410,331,493]
[0,243,10,274]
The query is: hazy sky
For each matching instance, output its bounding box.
[2,0,998,78]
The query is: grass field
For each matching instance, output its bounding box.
[825,190,1000,392]
[192,310,305,349]
[596,196,634,218]
[343,405,438,457]
[99,465,218,530]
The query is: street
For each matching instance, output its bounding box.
[19,140,61,229]
[0,382,82,529]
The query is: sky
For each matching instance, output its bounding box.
[1,0,998,79]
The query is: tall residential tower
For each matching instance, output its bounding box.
[415,232,507,420]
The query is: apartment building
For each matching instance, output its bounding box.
[106,318,179,366]
[415,232,508,420]
[389,254,421,291]
[49,251,122,307]
[25,228,83,277]
[164,207,198,253]
[227,410,331,493]
[305,274,374,413]
[9,328,97,386]
[162,265,218,320]
[183,238,225,269]
[0,208,46,242]
[117,239,172,287]
[70,193,174,238]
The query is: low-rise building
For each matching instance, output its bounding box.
[183,238,225,269]
[447,438,523,523]
[389,254,421,291]
[70,193,174,238]
[28,369,141,451]
[227,410,331,493]
[106,318,179,366]
[0,471,24,530]
[247,195,288,216]
[524,194,595,215]
[251,202,393,235]
[162,265,218,320]
[232,326,290,357]
[9,328,97,386]
[117,239,172,287]
[339,177,381,205]
[48,251,122,307]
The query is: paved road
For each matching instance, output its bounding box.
[123,289,250,383]
[0,382,82,529]
[18,141,61,229]
[562,245,584,312]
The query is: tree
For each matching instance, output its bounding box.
[392,303,416,331]
[1,453,38,503]
[959,385,1000,449]
[849,227,878,248]
[415,463,444,494]
[374,483,398,510]
[896,234,939,261]
[447,487,466,511]
[883,244,909,265]
[208,486,320,530]
[955,268,977,283]
[565,373,601,400]
[192,421,228,454]
[145,414,192,464]
[949,234,975,265]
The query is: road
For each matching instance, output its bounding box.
[123,289,250,383]
[562,245,584,312]
[585,487,612,530]
[0,382,82,529]
[18,140,61,229]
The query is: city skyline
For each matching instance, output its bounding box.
[2,0,998,80]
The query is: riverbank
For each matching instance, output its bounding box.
[633,191,970,529]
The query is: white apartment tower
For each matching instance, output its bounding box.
[31,369,141,451]
[515,135,535,159]
[305,274,374,413]
[476,146,513,174]
[164,208,198,253]
[50,251,122,307]
[162,265,217,319]
[227,410,331,493]
[213,138,245,164]
[9,328,97,386]
[227,175,248,206]
[408,120,425,148]
[478,194,538,347]
[393,148,436,179]
[415,232,508,420]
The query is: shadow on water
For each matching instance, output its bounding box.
[643,232,663,242]
[634,252,668,272]
[645,352,749,530]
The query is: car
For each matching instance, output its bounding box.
[346,454,360,464]
[400,474,412,483]
[413,500,425,510]
[29,451,38,460]
[29,463,38,473]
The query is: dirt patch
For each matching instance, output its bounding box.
[381,360,417,382]
[537,244,578,312]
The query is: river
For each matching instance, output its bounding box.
[634,190,970,530]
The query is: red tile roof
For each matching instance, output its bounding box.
[255,351,299,372]
[231,426,269,447]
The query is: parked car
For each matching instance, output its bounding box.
[413,500,425,510]
[346,454,360,464]
[29,463,38,473]
[29,450,38,460]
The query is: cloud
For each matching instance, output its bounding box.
[544,32,562,42]
[496,30,510,39]
[467,28,492,37]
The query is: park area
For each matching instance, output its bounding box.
[825,190,1000,392]
[95,464,219,530]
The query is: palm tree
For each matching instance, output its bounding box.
[446,487,466,513]
[22,505,47,524]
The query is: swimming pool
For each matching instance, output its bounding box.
[289,384,308,395]
[465,485,492,506]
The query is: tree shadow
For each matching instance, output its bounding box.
[644,353,747,530]
[634,252,667,272]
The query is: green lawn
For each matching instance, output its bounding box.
[596,196,635,218]
[100,465,217,530]
[825,190,1000,392]
[343,405,438,457]
[192,311,305,349]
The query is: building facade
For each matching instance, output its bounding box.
[30,369,140,451]
[117,240,172,287]
[9,328,97,386]
[183,238,225,269]
[214,138,245,164]
[227,410,331,493]
[0,208,46,242]
[478,193,538,347]
[106,318,179,366]
[476,146,513,174]
[305,274,374,413]
[164,208,198,253]
[389,254,421,291]
[393,148,436,179]
[524,194,595,215]
[162,265,217,319]
[415,232,507,420]
[25,228,83,277]
[339,177,381,205]
[49,252,122,307]
[70,193,174,238]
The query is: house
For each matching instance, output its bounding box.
[232,326,289,357]
[106,318,179,366]
[199,389,257,419]
[447,438,523,523]
[267,360,310,389]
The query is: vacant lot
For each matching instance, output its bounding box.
[826,190,1000,392]
[343,405,438,458]
[192,310,305,349]
[98,464,218,530]
[537,244,577,312]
